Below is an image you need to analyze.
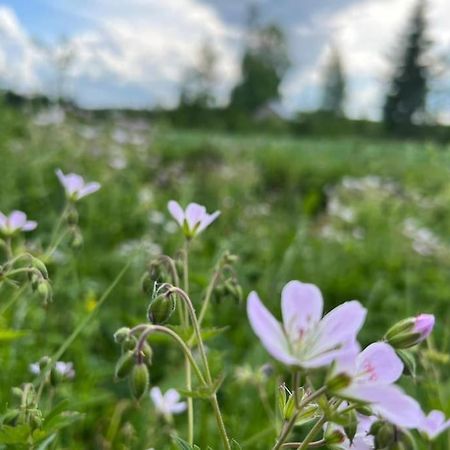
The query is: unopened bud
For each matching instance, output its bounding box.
[70,228,83,249]
[385,314,435,349]
[325,428,346,445]
[396,349,416,378]
[114,327,131,344]
[278,385,287,417]
[374,423,395,449]
[66,207,79,226]
[31,257,48,279]
[139,342,153,367]
[141,273,154,295]
[326,372,352,392]
[283,392,296,420]
[37,280,52,304]
[130,363,149,400]
[344,410,358,444]
[115,351,135,380]
[147,293,176,324]
[11,387,23,398]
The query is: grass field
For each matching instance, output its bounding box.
[0,107,449,449]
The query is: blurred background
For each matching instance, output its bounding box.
[1,0,449,137]
[1,1,450,449]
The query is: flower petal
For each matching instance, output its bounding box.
[150,387,164,409]
[281,280,323,341]
[247,291,298,365]
[9,211,27,229]
[356,342,403,384]
[22,220,38,231]
[185,203,206,230]
[197,210,220,233]
[170,401,187,414]
[164,388,181,405]
[167,200,185,226]
[419,410,450,439]
[342,384,423,428]
[78,182,101,199]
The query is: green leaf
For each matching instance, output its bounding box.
[0,329,28,342]
[0,424,31,444]
[172,436,200,450]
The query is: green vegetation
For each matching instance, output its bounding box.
[0,108,449,449]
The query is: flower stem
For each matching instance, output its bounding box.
[210,393,231,450]
[272,386,327,450]
[296,416,326,450]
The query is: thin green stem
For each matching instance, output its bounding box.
[196,261,222,329]
[210,393,231,450]
[0,284,27,315]
[282,439,326,449]
[296,416,326,450]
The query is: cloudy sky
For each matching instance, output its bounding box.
[1,0,449,120]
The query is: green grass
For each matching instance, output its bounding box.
[0,109,449,449]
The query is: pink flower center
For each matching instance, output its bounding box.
[362,360,378,382]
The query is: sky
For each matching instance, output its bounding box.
[0,0,449,120]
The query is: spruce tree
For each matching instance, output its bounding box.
[320,45,346,116]
[383,0,430,132]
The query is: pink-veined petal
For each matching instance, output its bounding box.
[313,301,366,356]
[167,200,185,226]
[9,211,27,229]
[356,342,403,385]
[78,182,101,199]
[197,210,220,233]
[281,280,323,341]
[342,384,423,428]
[247,291,298,366]
[185,203,206,230]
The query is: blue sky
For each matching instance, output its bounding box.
[1,0,449,120]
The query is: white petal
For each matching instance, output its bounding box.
[247,291,298,366]
[185,203,206,230]
[197,210,220,233]
[281,280,323,340]
[167,200,185,226]
[78,182,101,199]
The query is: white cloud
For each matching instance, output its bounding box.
[283,0,450,120]
[0,6,45,93]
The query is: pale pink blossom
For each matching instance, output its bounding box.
[150,387,187,417]
[167,200,220,238]
[56,169,101,201]
[0,210,37,235]
[413,314,435,341]
[333,342,423,428]
[419,410,450,440]
[247,280,366,368]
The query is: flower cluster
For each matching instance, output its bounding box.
[247,280,449,448]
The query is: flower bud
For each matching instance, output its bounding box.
[374,423,395,449]
[11,387,23,398]
[114,327,131,344]
[31,257,48,279]
[122,335,138,351]
[385,314,435,349]
[277,385,287,417]
[344,410,358,444]
[326,372,352,392]
[140,272,154,295]
[396,349,416,378]
[37,280,52,304]
[129,363,149,400]
[69,228,83,249]
[65,207,79,226]
[283,392,296,420]
[325,428,346,445]
[139,342,153,367]
[115,351,135,380]
[147,293,176,324]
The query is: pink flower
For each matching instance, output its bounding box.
[419,410,450,440]
[333,342,423,428]
[0,210,37,235]
[150,387,187,417]
[56,169,101,201]
[167,200,220,238]
[338,413,375,450]
[247,280,366,368]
